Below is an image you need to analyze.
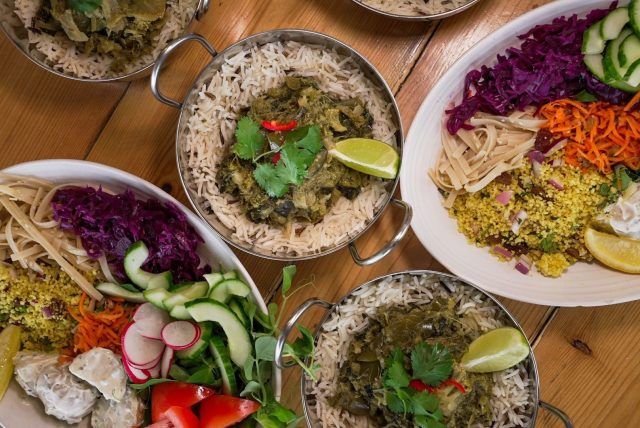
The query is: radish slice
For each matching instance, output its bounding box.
[121,322,166,366]
[133,303,172,340]
[128,352,162,370]
[160,347,174,379]
[122,355,150,384]
[161,321,201,350]
[146,362,161,379]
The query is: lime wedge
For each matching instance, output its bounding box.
[0,325,21,401]
[329,138,399,179]
[461,327,530,373]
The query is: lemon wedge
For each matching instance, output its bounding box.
[0,325,21,401]
[585,227,640,273]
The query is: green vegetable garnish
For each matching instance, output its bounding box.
[411,343,453,387]
[613,165,632,192]
[231,118,323,197]
[68,0,102,13]
[539,232,558,253]
[574,90,598,102]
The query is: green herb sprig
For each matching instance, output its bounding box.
[232,117,323,197]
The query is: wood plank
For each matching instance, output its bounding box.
[0,37,127,168]
[83,0,434,294]
[275,0,556,414]
[534,303,640,427]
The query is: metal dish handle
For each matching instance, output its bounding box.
[349,199,412,266]
[275,298,333,370]
[196,0,210,20]
[150,33,217,109]
[540,401,573,428]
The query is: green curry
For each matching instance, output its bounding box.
[32,0,168,71]
[217,76,375,229]
[331,299,494,427]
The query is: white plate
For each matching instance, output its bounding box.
[0,159,280,427]
[400,0,640,307]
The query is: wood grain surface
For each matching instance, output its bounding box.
[0,0,635,426]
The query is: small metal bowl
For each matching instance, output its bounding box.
[276,270,573,428]
[350,0,482,21]
[0,0,210,82]
[151,29,412,265]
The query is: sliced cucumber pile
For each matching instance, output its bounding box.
[210,336,238,395]
[123,241,172,289]
[582,3,640,93]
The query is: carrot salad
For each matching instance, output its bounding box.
[539,96,640,174]
[64,293,134,358]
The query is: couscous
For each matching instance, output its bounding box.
[450,161,610,277]
[0,263,92,350]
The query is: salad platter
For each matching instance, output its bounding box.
[402,0,640,306]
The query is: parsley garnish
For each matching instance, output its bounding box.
[539,232,558,253]
[381,343,453,426]
[411,343,453,386]
[231,118,323,198]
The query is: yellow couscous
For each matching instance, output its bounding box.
[450,160,610,277]
[0,263,96,351]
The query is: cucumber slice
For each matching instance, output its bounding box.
[631,0,640,37]
[602,7,630,40]
[147,272,172,290]
[143,288,172,310]
[95,283,146,303]
[124,242,172,289]
[209,279,251,304]
[185,299,252,367]
[169,305,191,320]
[626,59,640,86]
[583,21,607,54]
[163,282,208,311]
[585,52,640,92]
[604,28,633,80]
[168,364,190,381]
[223,271,238,280]
[620,33,640,68]
[228,299,250,328]
[175,336,209,361]
[210,336,238,395]
[203,272,223,292]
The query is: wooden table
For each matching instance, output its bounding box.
[1,0,637,426]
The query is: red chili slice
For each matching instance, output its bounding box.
[261,120,297,132]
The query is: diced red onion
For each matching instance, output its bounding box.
[551,159,564,168]
[528,150,545,163]
[510,210,528,235]
[548,179,564,190]
[495,190,514,205]
[543,139,567,156]
[492,245,513,260]
[41,307,53,319]
[515,257,531,275]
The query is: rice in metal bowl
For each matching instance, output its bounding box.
[358,0,476,18]
[179,40,398,257]
[5,0,197,79]
[305,273,535,427]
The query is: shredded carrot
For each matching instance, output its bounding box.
[62,293,134,357]
[539,99,640,174]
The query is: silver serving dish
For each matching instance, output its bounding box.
[150,29,411,265]
[351,0,482,21]
[276,270,573,428]
[0,0,210,82]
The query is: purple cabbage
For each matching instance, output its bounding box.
[52,186,208,282]
[446,3,629,135]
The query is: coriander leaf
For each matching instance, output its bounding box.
[68,0,101,13]
[281,265,297,296]
[293,125,323,167]
[129,378,173,390]
[415,415,446,428]
[410,390,440,416]
[253,163,289,197]
[383,348,410,390]
[240,380,262,398]
[255,336,277,361]
[278,143,307,184]
[539,233,558,253]
[411,343,453,386]
[234,117,265,160]
[386,390,410,414]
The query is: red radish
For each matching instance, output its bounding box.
[146,361,161,379]
[160,347,174,379]
[121,322,166,366]
[129,352,163,370]
[122,355,151,384]
[161,321,201,350]
[133,303,172,340]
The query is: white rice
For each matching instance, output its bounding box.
[180,40,398,257]
[305,273,534,427]
[11,0,197,79]
[360,0,473,17]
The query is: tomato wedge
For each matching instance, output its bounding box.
[164,406,200,428]
[199,395,261,428]
[151,382,215,422]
